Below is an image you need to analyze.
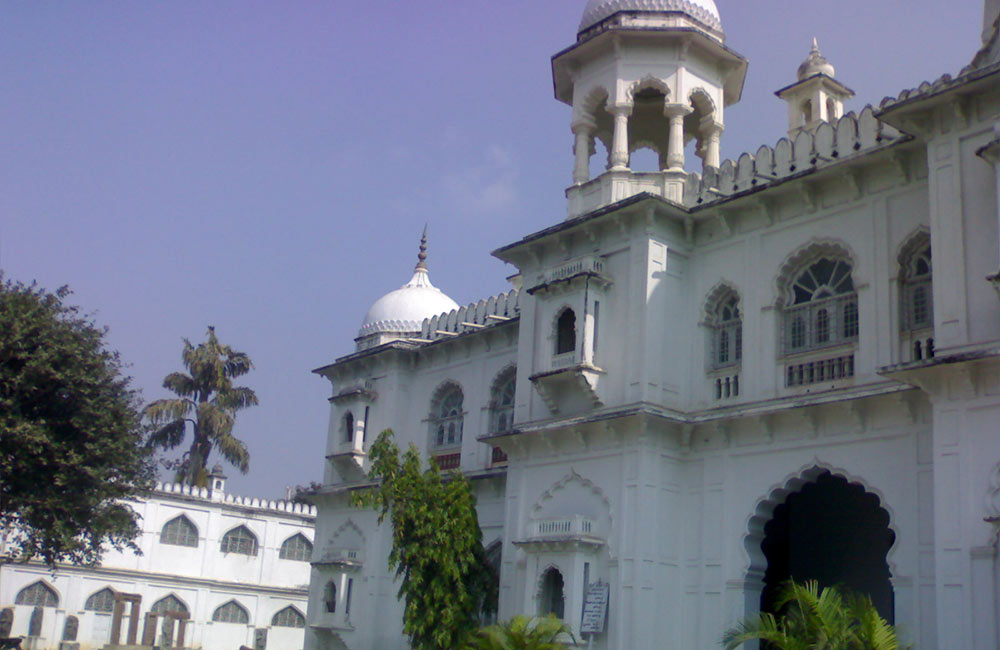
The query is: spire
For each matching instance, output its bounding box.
[415,225,428,272]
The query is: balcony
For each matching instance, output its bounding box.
[432,452,461,470]
[515,515,604,552]
[490,446,508,467]
[566,169,685,218]
[313,547,363,568]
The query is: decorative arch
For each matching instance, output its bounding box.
[578,85,611,120]
[211,599,250,624]
[627,75,670,103]
[553,306,577,356]
[895,227,931,278]
[688,88,717,116]
[15,581,59,607]
[429,381,464,448]
[279,533,313,561]
[220,525,258,556]
[151,594,189,615]
[330,518,367,549]
[743,461,901,586]
[535,563,567,616]
[488,365,517,434]
[160,514,199,547]
[531,469,614,551]
[84,587,116,613]
[774,239,857,306]
[271,605,305,628]
[701,281,742,324]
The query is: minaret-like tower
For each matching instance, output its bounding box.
[776,39,854,138]
[553,0,747,215]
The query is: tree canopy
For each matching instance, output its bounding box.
[353,429,496,650]
[465,615,575,650]
[0,278,154,566]
[145,326,258,486]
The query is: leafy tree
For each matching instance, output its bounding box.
[144,326,257,486]
[0,278,154,566]
[353,429,495,650]
[465,615,575,650]
[722,580,907,650]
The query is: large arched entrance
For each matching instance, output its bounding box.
[757,470,896,622]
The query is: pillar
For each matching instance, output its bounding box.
[572,120,596,184]
[701,120,724,171]
[609,104,632,171]
[663,104,693,170]
[174,617,189,649]
[125,599,140,645]
[976,133,1000,298]
[110,601,124,645]
[141,614,159,646]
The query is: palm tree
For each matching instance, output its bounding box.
[465,615,575,650]
[722,580,906,650]
[144,327,258,486]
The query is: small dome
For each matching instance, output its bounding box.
[579,0,722,33]
[797,38,836,80]
[358,231,459,339]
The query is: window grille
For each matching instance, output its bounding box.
[555,309,576,355]
[279,534,313,562]
[212,601,249,624]
[15,582,58,607]
[783,258,858,354]
[84,588,116,613]
[271,607,305,628]
[430,385,464,449]
[220,526,258,556]
[151,595,188,616]
[160,516,198,548]
[786,354,855,387]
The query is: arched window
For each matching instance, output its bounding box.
[279,534,313,562]
[709,293,742,368]
[430,384,464,449]
[489,368,516,434]
[555,309,576,355]
[271,606,305,628]
[160,515,198,548]
[84,588,116,613]
[538,568,565,619]
[783,257,858,353]
[220,525,258,556]
[212,600,250,624]
[324,581,337,613]
[151,595,188,616]
[342,411,354,444]
[15,582,58,607]
[902,243,933,331]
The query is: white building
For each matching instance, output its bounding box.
[1,472,316,650]
[308,1,1000,648]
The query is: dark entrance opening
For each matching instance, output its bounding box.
[760,471,895,622]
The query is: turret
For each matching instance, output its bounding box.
[776,39,854,139]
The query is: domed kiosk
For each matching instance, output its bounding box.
[356,231,459,351]
[578,0,723,35]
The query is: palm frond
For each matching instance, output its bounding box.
[143,398,193,424]
[214,434,249,473]
[162,372,197,397]
[215,386,259,411]
[146,419,187,450]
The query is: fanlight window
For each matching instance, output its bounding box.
[271,606,305,628]
[902,245,933,331]
[711,295,742,368]
[538,568,565,619]
[151,595,188,616]
[84,588,116,613]
[555,309,576,356]
[324,581,337,614]
[160,515,198,548]
[279,534,313,562]
[489,370,516,434]
[784,258,858,353]
[15,582,58,607]
[212,600,250,624]
[431,385,464,449]
[220,525,258,556]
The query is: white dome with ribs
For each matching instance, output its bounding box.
[579,0,722,33]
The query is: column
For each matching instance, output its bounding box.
[110,600,125,645]
[125,598,141,645]
[663,103,693,170]
[174,617,189,649]
[572,120,595,184]
[141,613,158,646]
[976,133,1000,297]
[701,120,724,171]
[609,104,632,171]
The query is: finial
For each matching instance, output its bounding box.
[811,37,820,53]
[415,225,428,272]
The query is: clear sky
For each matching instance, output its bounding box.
[0,1,984,499]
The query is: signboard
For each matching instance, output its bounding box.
[580,581,609,634]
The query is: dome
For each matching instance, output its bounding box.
[797,38,836,80]
[579,0,722,33]
[358,232,459,339]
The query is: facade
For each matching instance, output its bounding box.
[307,1,1000,649]
[1,475,316,650]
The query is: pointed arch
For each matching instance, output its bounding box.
[429,381,464,449]
[330,518,366,550]
[279,533,313,562]
[160,514,199,547]
[220,525,258,556]
[774,239,857,306]
[271,605,305,628]
[151,594,189,616]
[703,282,743,369]
[536,565,566,619]
[627,75,671,102]
[554,306,577,356]
[84,587,116,613]
[701,281,742,324]
[15,581,58,607]
[896,228,933,334]
[211,600,250,624]
[489,365,517,434]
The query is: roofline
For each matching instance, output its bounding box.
[774,73,855,99]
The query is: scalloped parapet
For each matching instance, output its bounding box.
[686,106,904,206]
[153,481,317,517]
[419,288,520,342]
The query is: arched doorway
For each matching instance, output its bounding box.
[758,470,896,622]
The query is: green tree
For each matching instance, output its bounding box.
[465,615,575,650]
[722,580,906,650]
[144,326,257,486]
[353,429,494,650]
[0,278,154,566]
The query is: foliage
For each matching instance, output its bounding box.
[465,615,576,650]
[0,277,154,566]
[144,326,258,486]
[353,429,495,650]
[722,580,907,650]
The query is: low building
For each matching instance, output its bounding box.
[1,472,315,650]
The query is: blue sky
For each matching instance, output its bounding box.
[0,1,983,498]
